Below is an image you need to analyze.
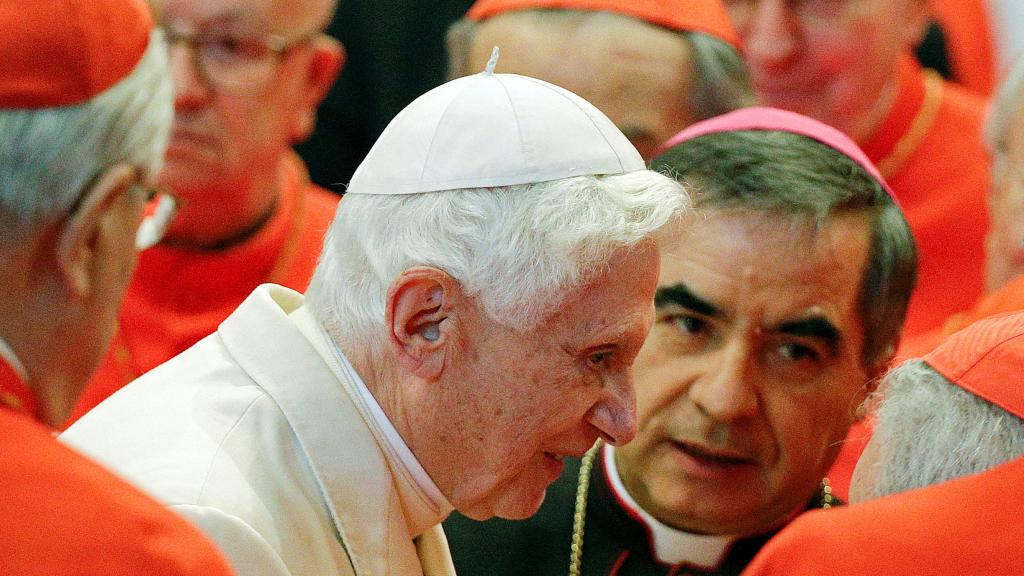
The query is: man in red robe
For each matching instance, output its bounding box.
[0,0,235,572]
[69,0,347,422]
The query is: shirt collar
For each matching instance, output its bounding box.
[324,333,452,529]
[604,444,735,569]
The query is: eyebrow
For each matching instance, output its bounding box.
[654,283,721,317]
[776,317,841,351]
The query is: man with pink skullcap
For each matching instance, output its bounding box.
[447,0,754,159]
[0,0,233,573]
[743,311,1024,575]
[444,107,916,576]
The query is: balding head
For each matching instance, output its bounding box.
[447,8,752,159]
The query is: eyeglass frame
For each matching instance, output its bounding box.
[160,23,321,96]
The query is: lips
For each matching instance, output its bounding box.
[674,441,754,466]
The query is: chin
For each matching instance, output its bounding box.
[460,485,549,522]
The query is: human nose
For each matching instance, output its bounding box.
[586,370,637,446]
[688,338,759,423]
[168,40,210,109]
[743,0,800,69]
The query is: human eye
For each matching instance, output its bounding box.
[765,338,828,380]
[202,34,269,62]
[670,313,709,337]
[587,349,614,368]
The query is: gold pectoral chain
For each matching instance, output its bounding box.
[567,440,833,576]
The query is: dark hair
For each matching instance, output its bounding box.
[652,130,917,368]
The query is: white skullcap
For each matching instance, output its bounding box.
[345,48,644,195]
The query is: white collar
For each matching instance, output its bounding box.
[325,335,451,520]
[604,444,735,569]
[0,335,29,383]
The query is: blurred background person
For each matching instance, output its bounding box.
[724,0,989,341]
[446,0,753,160]
[0,0,234,573]
[69,0,346,423]
[901,54,1024,354]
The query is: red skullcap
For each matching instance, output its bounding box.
[466,0,740,49]
[661,106,896,200]
[924,311,1024,419]
[0,0,153,108]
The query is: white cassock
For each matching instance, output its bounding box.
[61,284,457,576]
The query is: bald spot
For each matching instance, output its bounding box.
[468,11,696,159]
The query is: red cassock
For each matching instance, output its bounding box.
[928,0,996,96]
[741,455,1024,576]
[0,360,234,575]
[826,56,992,500]
[860,54,991,340]
[68,153,340,423]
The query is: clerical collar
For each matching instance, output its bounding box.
[325,337,451,518]
[604,444,735,568]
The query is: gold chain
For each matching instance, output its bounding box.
[568,439,603,576]
[568,442,832,576]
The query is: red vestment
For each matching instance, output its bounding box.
[742,453,1024,575]
[0,360,234,575]
[827,55,991,501]
[928,0,996,96]
[69,153,339,423]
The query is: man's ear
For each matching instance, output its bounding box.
[386,267,461,381]
[55,163,135,299]
[291,36,346,141]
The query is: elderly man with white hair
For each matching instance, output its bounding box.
[62,54,691,576]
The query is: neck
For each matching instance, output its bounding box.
[851,75,900,145]
[163,160,284,250]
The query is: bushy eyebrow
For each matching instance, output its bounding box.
[776,317,841,352]
[654,283,721,318]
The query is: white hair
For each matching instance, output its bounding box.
[307,170,689,353]
[0,28,172,237]
[866,359,1024,499]
[985,53,1024,154]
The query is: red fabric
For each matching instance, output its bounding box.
[0,408,234,575]
[68,154,339,423]
[901,274,1024,357]
[466,0,740,49]
[741,455,1024,575]
[923,310,1024,419]
[0,0,152,108]
[928,0,995,96]
[861,55,989,339]
[825,56,990,499]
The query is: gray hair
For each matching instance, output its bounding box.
[444,10,753,122]
[651,130,917,369]
[985,53,1024,154]
[865,358,1024,499]
[0,29,172,237]
[306,170,689,354]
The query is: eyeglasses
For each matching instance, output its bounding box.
[134,185,179,250]
[161,24,318,95]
